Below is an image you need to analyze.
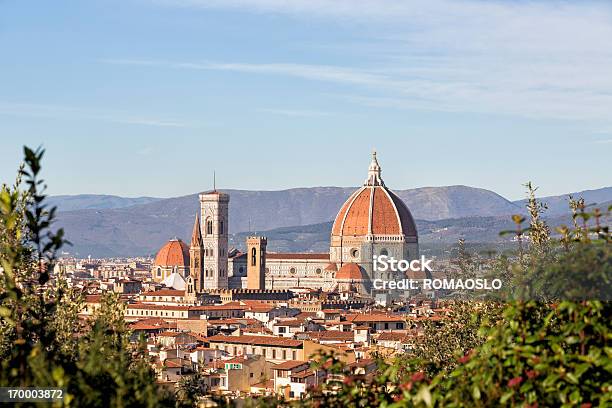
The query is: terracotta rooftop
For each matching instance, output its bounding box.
[346,313,405,323]
[291,369,315,379]
[246,305,276,313]
[251,379,274,389]
[164,360,182,368]
[206,335,302,348]
[130,318,176,331]
[273,360,309,371]
[275,319,305,327]
[304,331,354,341]
[85,295,102,303]
[320,309,343,314]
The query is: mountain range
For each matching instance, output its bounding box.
[51,186,611,257]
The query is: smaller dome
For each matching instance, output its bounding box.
[325,263,338,272]
[336,263,365,280]
[154,239,190,267]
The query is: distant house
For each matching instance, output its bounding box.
[345,313,406,331]
[244,305,300,323]
[272,360,319,400]
[375,331,417,352]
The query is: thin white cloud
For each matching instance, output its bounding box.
[102,59,389,87]
[0,102,191,128]
[129,0,612,122]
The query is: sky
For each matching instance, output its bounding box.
[1,0,611,201]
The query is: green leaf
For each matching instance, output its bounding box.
[565,373,579,384]
[472,385,481,400]
[416,385,432,407]
[0,306,11,317]
[500,391,514,404]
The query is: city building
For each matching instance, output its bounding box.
[150,152,419,301]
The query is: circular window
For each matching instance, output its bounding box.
[350,248,359,258]
[290,267,296,274]
[238,267,244,274]
[315,268,322,274]
[265,267,270,275]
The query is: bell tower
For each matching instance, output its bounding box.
[189,213,204,292]
[200,190,229,289]
[247,236,267,290]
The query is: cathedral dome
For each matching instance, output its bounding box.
[336,263,365,280]
[154,238,190,267]
[331,152,418,238]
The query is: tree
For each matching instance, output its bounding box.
[0,146,175,407]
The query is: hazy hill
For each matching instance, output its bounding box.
[512,187,612,216]
[47,194,162,211]
[52,185,611,257]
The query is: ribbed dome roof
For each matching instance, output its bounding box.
[336,263,365,280]
[154,239,190,267]
[332,152,417,238]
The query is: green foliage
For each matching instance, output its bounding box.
[176,372,207,407]
[306,350,401,408]
[0,146,175,407]
[411,301,503,377]
[524,182,550,255]
[432,299,611,407]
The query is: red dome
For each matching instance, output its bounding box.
[336,263,365,280]
[154,239,190,267]
[332,186,417,237]
[332,152,417,239]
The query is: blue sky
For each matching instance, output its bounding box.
[1,0,611,200]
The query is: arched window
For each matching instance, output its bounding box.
[251,248,257,266]
[220,220,224,234]
[380,248,388,256]
[206,219,213,235]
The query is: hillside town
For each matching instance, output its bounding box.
[60,255,457,401]
[52,153,490,401]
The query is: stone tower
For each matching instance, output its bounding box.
[189,213,204,292]
[199,191,229,289]
[247,236,267,290]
